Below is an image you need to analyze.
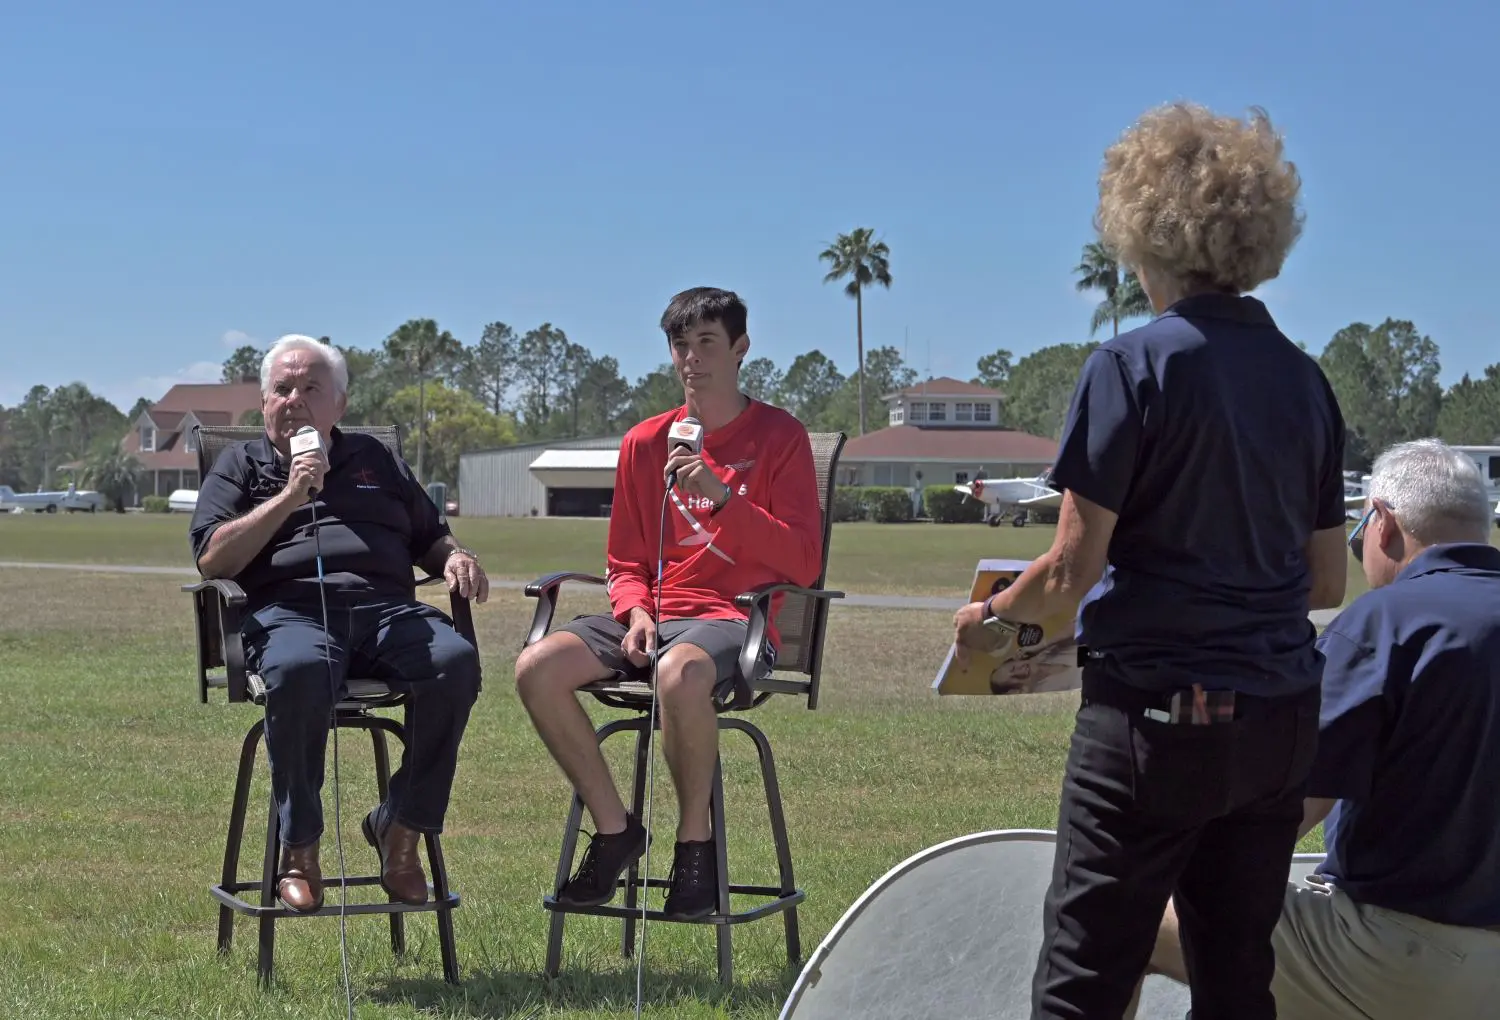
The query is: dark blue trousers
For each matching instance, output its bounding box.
[243,594,481,848]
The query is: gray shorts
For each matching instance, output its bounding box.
[556,613,775,687]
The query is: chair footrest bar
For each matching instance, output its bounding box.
[542,884,803,926]
[211,880,460,919]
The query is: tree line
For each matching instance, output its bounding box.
[2,233,1495,498]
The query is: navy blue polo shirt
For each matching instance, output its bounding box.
[189,427,450,607]
[1052,292,1347,696]
[1311,543,1500,928]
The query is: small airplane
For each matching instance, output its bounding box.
[0,482,104,513]
[953,471,1063,527]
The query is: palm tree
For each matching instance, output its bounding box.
[1073,241,1154,337]
[819,228,893,435]
[383,318,463,484]
[82,449,142,512]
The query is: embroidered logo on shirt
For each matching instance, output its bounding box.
[352,468,380,490]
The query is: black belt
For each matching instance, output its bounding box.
[1078,650,1314,722]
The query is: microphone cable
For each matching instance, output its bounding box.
[633,482,672,1020]
[309,492,355,1020]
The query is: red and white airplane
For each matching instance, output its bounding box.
[952,472,1062,527]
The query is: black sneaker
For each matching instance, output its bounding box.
[556,815,648,907]
[662,839,718,920]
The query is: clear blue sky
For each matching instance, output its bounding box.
[2,0,1495,413]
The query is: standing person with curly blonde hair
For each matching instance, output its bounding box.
[952,103,1352,1018]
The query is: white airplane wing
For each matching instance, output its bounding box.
[1018,490,1064,508]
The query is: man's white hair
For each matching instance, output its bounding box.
[1369,438,1492,544]
[260,334,349,396]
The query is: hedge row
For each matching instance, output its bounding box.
[831,485,989,524]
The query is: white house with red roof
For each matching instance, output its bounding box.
[119,381,263,503]
[838,377,1057,488]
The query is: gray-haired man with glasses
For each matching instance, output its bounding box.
[1145,437,1500,1018]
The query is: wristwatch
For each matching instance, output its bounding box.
[710,481,732,513]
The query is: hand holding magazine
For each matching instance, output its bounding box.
[934,558,1083,696]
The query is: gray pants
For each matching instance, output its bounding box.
[556,613,774,691]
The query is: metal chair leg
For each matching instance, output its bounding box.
[426,832,460,985]
[742,719,802,968]
[620,718,650,958]
[545,789,587,979]
[711,756,733,988]
[369,722,405,957]
[256,787,280,986]
[218,719,264,955]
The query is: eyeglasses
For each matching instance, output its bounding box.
[1348,499,1392,563]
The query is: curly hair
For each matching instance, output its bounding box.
[1095,102,1304,294]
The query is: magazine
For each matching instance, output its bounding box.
[932,558,1083,696]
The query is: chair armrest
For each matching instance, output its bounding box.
[722,584,845,711]
[522,572,607,648]
[181,578,249,704]
[417,574,480,686]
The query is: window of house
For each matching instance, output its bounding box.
[973,402,993,422]
[890,404,905,425]
[908,402,928,423]
[955,471,969,483]
[955,402,973,422]
[139,425,156,452]
[927,402,947,421]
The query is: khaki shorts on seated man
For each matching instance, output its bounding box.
[514,287,823,921]
[1144,439,1500,1018]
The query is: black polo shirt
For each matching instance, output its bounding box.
[189,427,450,607]
[1052,292,1347,697]
[1311,543,1500,927]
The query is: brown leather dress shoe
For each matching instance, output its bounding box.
[362,809,428,906]
[277,841,324,912]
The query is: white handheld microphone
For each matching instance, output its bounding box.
[289,425,324,498]
[665,416,704,489]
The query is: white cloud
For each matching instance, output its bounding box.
[221,329,257,349]
[94,361,226,410]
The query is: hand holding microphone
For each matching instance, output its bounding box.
[287,425,329,501]
[663,416,728,503]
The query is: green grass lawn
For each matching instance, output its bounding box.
[0,565,1100,1019]
[3,510,1444,1017]
[0,512,1400,605]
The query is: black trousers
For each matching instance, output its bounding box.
[1031,666,1320,1020]
[243,595,481,848]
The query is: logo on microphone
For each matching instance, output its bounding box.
[669,419,704,447]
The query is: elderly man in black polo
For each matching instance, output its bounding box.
[1145,438,1500,1018]
[190,334,488,913]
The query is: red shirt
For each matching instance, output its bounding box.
[605,400,824,651]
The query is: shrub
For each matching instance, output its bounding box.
[862,486,914,523]
[924,485,986,523]
[142,496,170,513]
[831,486,866,523]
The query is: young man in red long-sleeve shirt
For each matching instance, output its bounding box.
[514,286,824,920]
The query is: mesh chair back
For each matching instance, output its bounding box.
[767,431,846,685]
[193,425,403,478]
